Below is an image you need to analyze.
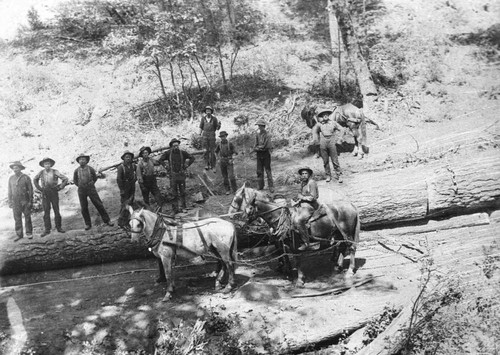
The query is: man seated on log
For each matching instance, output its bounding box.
[293,167,320,251]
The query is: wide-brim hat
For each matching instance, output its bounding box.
[39,157,55,167]
[9,161,25,170]
[298,167,313,176]
[139,146,152,156]
[169,138,181,147]
[204,105,214,113]
[219,131,228,137]
[316,107,334,117]
[76,153,90,163]
[121,150,134,160]
[255,118,267,126]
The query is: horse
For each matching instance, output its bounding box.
[228,183,360,285]
[301,103,380,158]
[127,206,237,301]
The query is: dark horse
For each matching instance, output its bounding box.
[128,206,237,301]
[228,183,360,285]
[301,103,380,158]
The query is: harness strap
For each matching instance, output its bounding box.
[176,225,183,245]
[146,215,166,249]
[194,223,209,253]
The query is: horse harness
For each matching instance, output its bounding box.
[130,213,213,255]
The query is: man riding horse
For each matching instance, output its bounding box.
[293,167,320,251]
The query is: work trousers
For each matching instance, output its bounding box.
[170,177,186,212]
[220,159,237,193]
[78,186,111,227]
[118,182,135,227]
[42,188,62,231]
[12,200,32,237]
[256,151,273,190]
[140,176,162,207]
[320,137,342,178]
[202,135,217,168]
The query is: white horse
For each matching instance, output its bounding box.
[128,206,237,301]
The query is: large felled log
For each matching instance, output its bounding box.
[341,152,500,227]
[0,228,152,276]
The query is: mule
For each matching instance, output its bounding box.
[301,103,380,158]
[128,206,237,301]
[228,183,360,285]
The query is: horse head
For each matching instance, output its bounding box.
[301,105,317,129]
[128,206,145,242]
[228,182,256,219]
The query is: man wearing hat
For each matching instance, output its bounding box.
[215,131,238,195]
[34,157,69,237]
[117,151,137,227]
[199,105,221,172]
[293,167,320,251]
[136,146,163,208]
[159,138,195,213]
[8,161,34,240]
[312,107,344,183]
[253,118,274,193]
[73,154,114,230]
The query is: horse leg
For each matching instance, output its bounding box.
[160,250,175,302]
[331,242,343,273]
[215,260,225,291]
[294,256,305,287]
[156,258,166,284]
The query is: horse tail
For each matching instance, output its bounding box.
[353,209,361,246]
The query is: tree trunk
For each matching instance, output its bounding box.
[330,0,377,109]
[153,56,167,99]
[327,1,342,93]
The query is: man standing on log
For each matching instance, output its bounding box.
[293,167,320,251]
[34,157,68,237]
[253,119,274,193]
[8,161,33,241]
[136,146,163,209]
[73,153,114,230]
[215,131,238,195]
[199,105,221,173]
[117,150,136,228]
[159,138,195,214]
[312,107,344,183]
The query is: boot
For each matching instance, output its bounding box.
[40,230,51,238]
[57,228,65,233]
[326,176,331,182]
[297,225,319,251]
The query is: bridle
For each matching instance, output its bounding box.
[235,188,286,225]
[129,213,145,234]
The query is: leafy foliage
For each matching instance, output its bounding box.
[363,305,401,345]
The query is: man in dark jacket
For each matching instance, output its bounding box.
[117,150,136,228]
[136,146,163,209]
[253,119,274,193]
[215,131,238,195]
[34,157,68,237]
[199,105,221,172]
[8,161,33,240]
[73,153,114,230]
[160,138,195,214]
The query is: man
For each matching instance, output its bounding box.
[33,157,68,237]
[293,167,320,251]
[136,146,163,209]
[117,150,136,228]
[73,153,114,230]
[312,107,344,183]
[215,131,238,195]
[8,161,33,240]
[159,138,195,214]
[253,118,274,193]
[199,105,221,172]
